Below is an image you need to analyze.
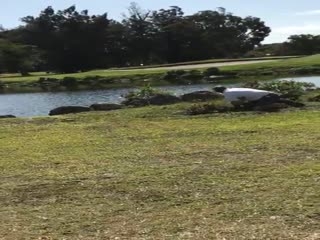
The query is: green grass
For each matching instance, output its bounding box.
[0,69,165,83]
[0,55,319,94]
[220,54,320,71]
[0,55,307,83]
[112,56,301,70]
[0,105,319,239]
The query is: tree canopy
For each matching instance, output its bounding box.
[1,3,272,73]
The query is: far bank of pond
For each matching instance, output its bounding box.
[2,61,320,94]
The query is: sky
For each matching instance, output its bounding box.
[1,0,320,43]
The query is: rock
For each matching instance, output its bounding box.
[242,93,305,111]
[90,103,123,111]
[253,103,289,112]
[255,94,305,108]
[49,106,91,116]
[181,91,223,102]
[122,98,148,107]
[254,93,281,106]
[0,115,16,118]
[279,100,305,108]
[148,94,181,105]
[122,94,181,107]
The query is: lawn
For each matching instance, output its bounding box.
[0,55,308,83]
[0,69,165,83]
[220,54,320,71]
[0,105,319,239]
[112,55,300,70]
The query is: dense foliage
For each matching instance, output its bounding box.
[0,4,271,73]
[247,34,320,57]
[244,80,316,100]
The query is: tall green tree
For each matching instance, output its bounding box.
[2,3,272,71]
[151,6,187,63]
[122,2,155,65]
[20,6,110,72]
[286,34,320,55]
[0,39,37,74]
[190,9,271,58]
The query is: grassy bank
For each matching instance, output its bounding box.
[111,55,302,70]
[0,55,320,93]
[0,105,319,239]
[221,54,320,74]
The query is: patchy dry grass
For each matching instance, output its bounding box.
[0,106,319,239]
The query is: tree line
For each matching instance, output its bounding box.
[246,34,320,57]
[0,3,293,74]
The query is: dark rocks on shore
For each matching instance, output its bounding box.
[241,94,305,112]
[148,94,181,105]
[181,91,223,102]
[253,103,290,112]
[90,103,123,111]
[122,94,181,107]
[0,115,16,118]
[121,98,148,107]
[49,106,91,116]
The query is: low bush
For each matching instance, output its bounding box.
[308,94,320,102]
[0,81,5,92]
[123,84,180,107]
[203,67,220,77]
[125,84,162,100]
[181,70,203,82]
[243,80,316,100]
[38,77,60,83]
[162,70,186,80]
[289,66,320,75]
[60,77,78,90]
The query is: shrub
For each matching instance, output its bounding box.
[244,80,316,100]
[60,77,78,90]
[38,77,59,83]
[122,84,179,106]
[203,67,220,77]
[125,84,161,100]
[0,81,5,92]
[163,70,186,80]
[162,70,187,84]
[181,70,203,82]
[290,67,320,75]
[308,94,320,102]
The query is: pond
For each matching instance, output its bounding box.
[1,76,320,117]
[0,84,232,117]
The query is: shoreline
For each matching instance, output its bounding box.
[2,54,320,94]
[1,72,319,95]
